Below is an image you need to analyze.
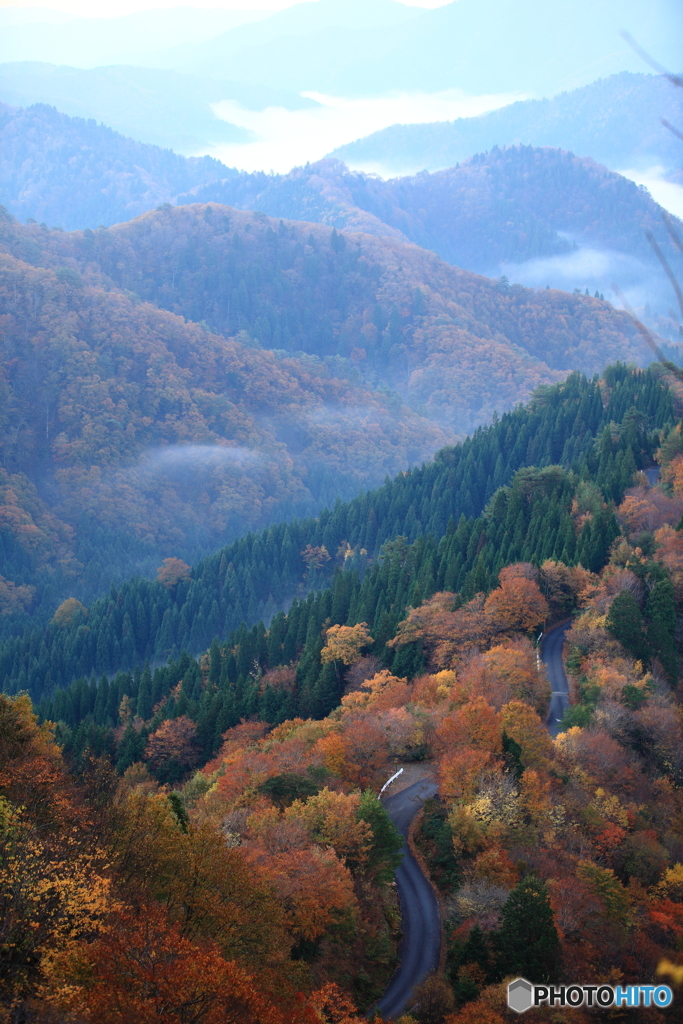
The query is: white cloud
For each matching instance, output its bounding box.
[140,444,260,474]
[498,242,677,317]
[208,88,525,173]
[618,166,683,221]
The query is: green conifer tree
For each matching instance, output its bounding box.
[497,876,561,982]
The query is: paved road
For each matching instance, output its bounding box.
[373,626,572,1017]
[645,466,660,487]
[541,621,571,736]
[372,777,440,1020]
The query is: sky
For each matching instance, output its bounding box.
[0,0,451,14]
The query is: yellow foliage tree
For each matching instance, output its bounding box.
[321,623,373,666]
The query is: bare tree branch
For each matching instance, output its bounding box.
[661,118,683,143]
[645,230,683,320]
[612,282,683,381]
[663,211,683,255]
[621,31,683,87]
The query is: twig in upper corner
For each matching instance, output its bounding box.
[621,31,683,87]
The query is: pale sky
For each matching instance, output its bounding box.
[0,0,452,15]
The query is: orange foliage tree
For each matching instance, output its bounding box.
[144,715,201,778]
[46,905,292,1024]
[483,575,549,633]
[435,698,501,754]
[157,557,192,588]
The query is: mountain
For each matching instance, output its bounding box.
[172,0,682,100]
[3,360,682,1024]
[5,98,682,322]
[0,63,313,153]
[0,206,454,626]
[158,0,422,73]
[0,201,652,630]
[3,93,680,319]
[5,362,673,706]
[330,72,683,177]
[38,200,652,427]
[0,101,238,230]
[180,150,683,322]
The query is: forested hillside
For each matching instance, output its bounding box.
[18,200,649,407]
[0,200,664,636]
[182,149,683,298]
[2,364,671,718]
[0,206,454,627]
[4,3,683,1020]
[4,360,683,1022]
[3,93,679,297]
[331,72,683,175]
[0,101,238,229]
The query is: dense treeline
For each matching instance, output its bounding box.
[0,202,652,642]
[0,207,452,630]
[0,101,236,230]
[184,146,683,281]
[5,368,683,1022]
[5,199,649,423]
[6,493,683,1024]
[28,365,673,762]
[0,691,404,1021]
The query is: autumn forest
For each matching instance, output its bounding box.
[2,92,683,1022]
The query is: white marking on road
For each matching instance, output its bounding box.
[380,767,404,794]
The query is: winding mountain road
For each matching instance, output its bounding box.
[372,777,440,1020]
[541,621,571,736]
[373,623,572,1017]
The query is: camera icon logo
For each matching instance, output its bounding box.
[508,978,534,1013]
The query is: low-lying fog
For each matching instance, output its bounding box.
[498,239,683,335]
[208,88,527,173]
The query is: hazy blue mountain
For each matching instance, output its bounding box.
[175,0,681,99]
[179,150,683,321]
[0,6,270,68]
[0,62,315,152]
[159,0,422,71]
[331,73,683,175]
[0,101,239,229]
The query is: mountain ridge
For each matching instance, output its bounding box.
[330,72,683,176]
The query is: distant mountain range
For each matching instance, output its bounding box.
[0,62,317,153]
[0,1,679,160]
[182,149,681,277]
[181,150,683,323]
[0,1,419,71]
[155,0,681,101]
[0,5,269,68]
[2,98,681,326]
[331,72,683,176]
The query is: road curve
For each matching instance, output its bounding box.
[373,627,571,1018]
[372,777,441,1020]
[542,621,572,736]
